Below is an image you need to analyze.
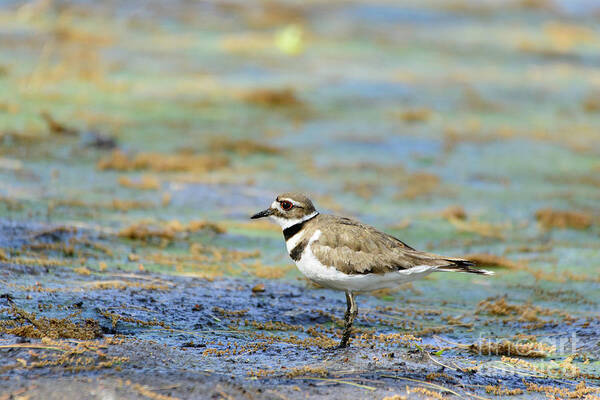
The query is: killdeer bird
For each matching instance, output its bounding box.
[251,192,493,348]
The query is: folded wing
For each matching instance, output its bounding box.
[311,217,490,275]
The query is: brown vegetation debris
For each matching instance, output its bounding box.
[447,217,506,239]
[535,208,593,230]
[398,172,440,199]
[73,267,91,275]
[344,182,378,199]
[0,337,128,373]
[407,387,444,400]
[425,372,455,382]
[234,2,306,28]
[208,138,281,156]
[0,195,23,211]
[118,220,225,243]
[525,380,599,398]
[99,310,171,330]
[49,198,153,212]
[285,365,328,378]
[118,175,160,190]
[31,225,78,241]
[6,256,67,268]
[244,319,302,332]
[40,111,78,136]
[470,340,554,358]
[161,192,172,207]
[463,87,500,111]
[243,87,302,107]
[247,368,276,378]
[0,305,102,340]
[187,220,226,234]
[143,245,257,278]
[396,107,433,123]
[476,297,528,316]
[583,93,600,113]
[373,333,421,346]
[243,262,292,279]
[131,384,181,400]
[465,253,526,270]
[476,297,568,327]
[97,150,229,173]
[110,198,154,211]
[84,279,171,291]
[485,385,524,396]
[212,307,248,317]
[441,205,467,221]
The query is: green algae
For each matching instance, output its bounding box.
[1,0,599,398]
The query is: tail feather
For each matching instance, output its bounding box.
[438,259,495,275]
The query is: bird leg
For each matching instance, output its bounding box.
[339,291,357,348]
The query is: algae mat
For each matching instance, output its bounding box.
[1,0,599,398]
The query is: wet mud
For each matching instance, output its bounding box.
[1,221,599,399]
[1,0,600,398]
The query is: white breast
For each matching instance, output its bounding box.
[285,230,304,253]
[294,230,439,292]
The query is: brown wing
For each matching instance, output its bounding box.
[311,216,474,275]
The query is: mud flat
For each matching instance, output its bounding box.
[1,0,600,398]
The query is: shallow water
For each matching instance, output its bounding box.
[0,0,599,398]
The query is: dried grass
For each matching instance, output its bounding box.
[118,220,225,242]
[398,172,440,199]
[242,262,292,279]
[243,88,302,107]
[447,217,506,238]
[0,305,102,340]
[535,208,593,230]
[131,384,181,400]
[118,175,160,190]
[485,385,524,396]
[470,340,554,358]
[208,138,281,156]
[99,310,171,330]
[344,182,378,199]
[525,380,600,398]
[97,150,229,173]
[441,205,467,221]
[285,365,328,378]
[407,387,444,400]
[583,93,600,113]
[395,108,433,123]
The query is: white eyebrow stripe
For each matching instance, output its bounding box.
[278,198,302,207]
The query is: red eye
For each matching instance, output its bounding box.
[280,201,293,210]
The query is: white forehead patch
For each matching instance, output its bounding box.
[271,200,282,212]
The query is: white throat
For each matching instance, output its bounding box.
[270,211,319,230]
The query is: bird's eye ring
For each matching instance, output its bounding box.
[280,201,293,210]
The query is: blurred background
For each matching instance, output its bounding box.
[0,0,599,398]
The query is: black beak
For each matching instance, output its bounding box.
[251,208,274,219]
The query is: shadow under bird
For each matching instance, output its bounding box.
[251,192,493,348]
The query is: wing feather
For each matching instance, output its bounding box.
[310,216,472,275]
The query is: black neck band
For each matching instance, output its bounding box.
[283,213,318,241]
